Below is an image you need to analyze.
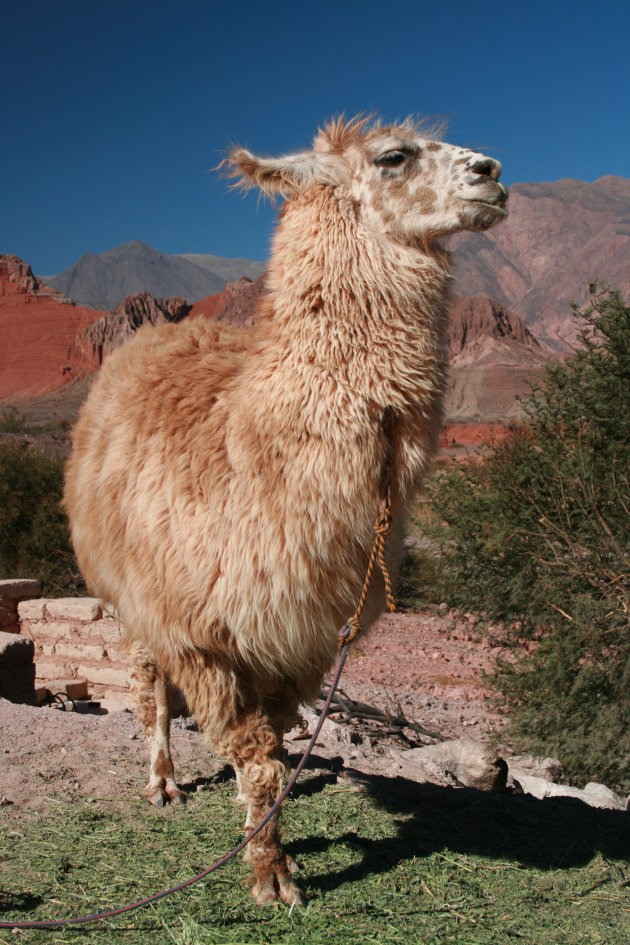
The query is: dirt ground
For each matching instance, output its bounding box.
[0,607,511,820]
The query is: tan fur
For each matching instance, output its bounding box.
[64,116,506,904]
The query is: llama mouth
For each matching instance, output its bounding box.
[459,193,508,217]
[475,200,508,217]
[459,181,509,216]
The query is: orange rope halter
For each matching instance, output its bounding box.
[339,410,396,647]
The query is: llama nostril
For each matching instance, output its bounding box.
[468,157,502,180]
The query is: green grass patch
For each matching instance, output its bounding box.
[1,769,629,944]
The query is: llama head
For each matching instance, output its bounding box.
[225,116,508,245]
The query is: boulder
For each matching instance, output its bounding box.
[398,737,508,791]
[512,773,629,811]
[507,754,564,783]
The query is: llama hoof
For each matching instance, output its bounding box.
[251,868,306,906]
[166,785,187,805]
[252,877,278,905]
[143,781,187,807]
[285,853,299,874]
[278,875,307,906]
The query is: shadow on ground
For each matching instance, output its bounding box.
[287,756,630,894]
[0,891,44,914]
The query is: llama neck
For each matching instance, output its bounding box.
[264,186,452,417]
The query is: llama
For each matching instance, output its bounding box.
[64,116,507,905]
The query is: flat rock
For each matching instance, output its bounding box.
[0,579,41,602]
[507,754,564,783]
[17,599,47,621]
[41,678,89,700]
[44,598,102,622]
[398,737,508,792]
[513,773,629,811]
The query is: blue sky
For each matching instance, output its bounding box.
[2,0,628,275]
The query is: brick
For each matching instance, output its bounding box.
[18,599,47,622]
[45,598,102,622]
[0,631,35,664]
[55,642,105,662]
[39,643,56,657]
[0,579,41,602]
[102,602,119,619]
[41,678,89,700]
[76,619,125,644]
[78,664,129,688]
[36,660,74,679]
[23,620,76,641]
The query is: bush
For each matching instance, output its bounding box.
[0,439,83,595]
[427,285,630,790]
[0,406,26,434]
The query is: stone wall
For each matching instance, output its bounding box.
[16,595,132,710]
[0,579,41,633]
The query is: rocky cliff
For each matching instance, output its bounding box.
[188,277,257,323]
[0,256,105,400]
[451,176,630,347]
[67,292,191,371]
[446,295,554,421]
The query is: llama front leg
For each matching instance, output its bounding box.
[172,652,305,905]
[128,643,186,807]
[239,752,304,905]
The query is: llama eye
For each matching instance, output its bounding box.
[375,150,408,168]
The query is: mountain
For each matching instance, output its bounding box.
[445,295,554,421]
[450,176,630,347]
[178,254,265,283]
[46,241,228,310]
[0,256,104,400]
[66,279,259,374]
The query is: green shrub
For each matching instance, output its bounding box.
[426,285,630,790]
[0,439,82,595]
[0,406,26,434]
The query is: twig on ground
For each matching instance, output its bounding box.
[316,686,445,746]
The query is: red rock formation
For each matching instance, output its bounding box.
[0,256,105,401]
[0,254,556,425]
[438,423,511,449]
[448,294,544,361]
[445,295,555,421]
[189,277,259,325]
[67,292,191,371]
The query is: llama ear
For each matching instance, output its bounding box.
[223,147,341,197]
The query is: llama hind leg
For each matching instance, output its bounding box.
[128,643,186,807]
[172,653,305,905]
[259,686,305,878]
